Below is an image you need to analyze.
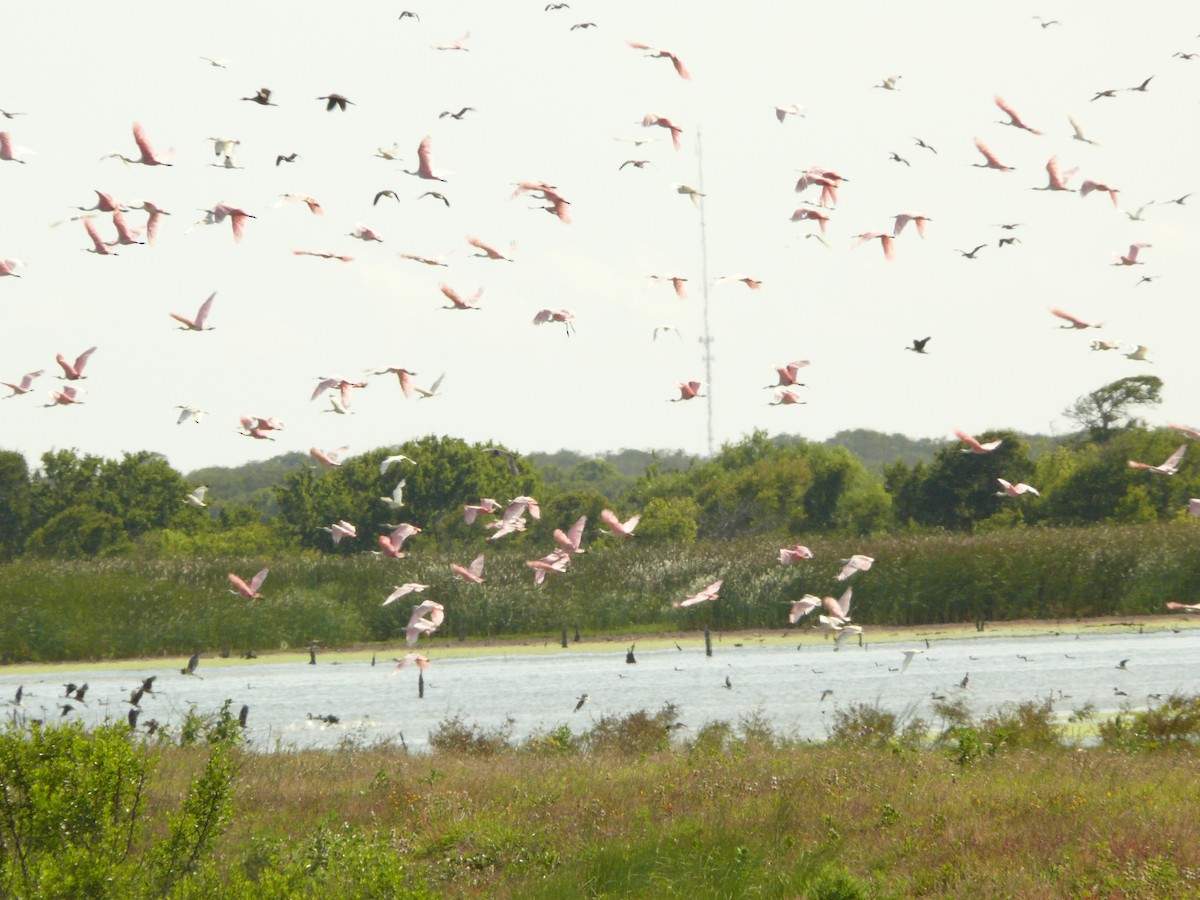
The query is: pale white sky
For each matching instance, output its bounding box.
[1,2,1196,473]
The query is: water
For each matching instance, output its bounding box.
[3,627,1196,752]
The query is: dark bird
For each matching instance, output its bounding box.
[888,151,911,167]
[1032,16,1060,28]
[1126,76,1154,92]
[619,159,654,170]
[71,683,89,703]
[318,93,354,112]
[64,682,78,698]
[482,446,519,475]
[960,673,970,689]
[242,87,277,106]
[144,719,160,735]
[724,675,733,690]
[573,693,589,712]
[127,708,140,729]
[1091,89,1119,101]
[307,713,340,725]
[1164,193,1192,205]
[1117,658,1130,670]
[546,2,569,8]
[438,107,476,120]
[913,137,937,153]
[674,642,683,651]
[181,652,202,677]
[11,685,23,707]
[571,22,597,30]
[998,237,1021,247]
[238,704,249,728]
[59,704,74,717]
[308,640,319,665]
[1174,52,1198,60]
[995,223,1023,230]
[626,644,637,664]
[398,10,419,21]
[125,687,144,708]
[1135,275,1157,286]
[373,189,401,206]
[906,336,931,354]
[1114,687,1128,697]
[418,191,451,207]
[956,244,987,259]
[0,109,25,119]
[820,689,833,702]
[276,152,299,166]
[140,676,157,695]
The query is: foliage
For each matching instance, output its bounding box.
[0,451,30,561]
[1064,375,1163,440]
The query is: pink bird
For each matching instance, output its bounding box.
[504,496,541,522]
[1116,243,1150,266]
[0,259,24,277]
[107,210,144,247]
[310,446,348,467]
[1166,601,1200,613]
[649,274,689,298]
[790,208,829,232]
[239,415,284,440]
[954,429,1002,454]
[105,122,173,166]
[439,283,482,310]
[228,568,269,599]
[672,380,705,401]
[1080,179,1120,206]
[1128,444,1186,475]
[641,113,683,151]
[320,519,357,544]
[1167,423,1200,441]
[851,232,896,261]
[823,587,853,622]
[56,346,96,380]
[487,516,527,541]
[892,214,931,238]
[994,96,1043,135]
[200,203,255,242]
[74,190,125,214]
[390,653,430,673]
[769,360,809,388]
[463,499,502,524]
[45,386,84,407]
[405,600,445,645]
[533,308,576,334]
[467,236,516,261]
[130,200,170,244]
[377,523,421,559]
[382,583,430,606]
[312,376,367,409]
[82,218,117,256]
[788,595,821,624]
[451,552,486,584]
[770,389,806,406]
[348,224,384,243]
[1,369,43,397]
[404,136,447,181]
[1050,307,1103,329]
[0,131,30,163]
[170,292,215,331]
[627,40,691,79]
[794,168,846,207]
[527,550,571,585]
[674,579,723,609]
[778,544,814,565]
[995,478,1040,497]
[372,366,417,398]
[599,508,640,537]
[836,555,874,581]
[553,515,588,554]
[432,31,470,51]
[714,274,762,290]
[293,250,353,262]
[277,193,323,215]
[972,138,1014,171]
[1034,157,1078,191]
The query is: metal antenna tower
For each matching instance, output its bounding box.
[696,128,714,457]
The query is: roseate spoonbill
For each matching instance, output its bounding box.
[790,208,829,232]
[599,509,640,537]
[837,555,874,581]
[768,360,809,388]
[788,595,820,623]
[823,588,853,623]
[82,218,117,255]
[1,370,42,396]
[242,87,277,105]
[56,347,96,380]
[276,153,299,165]
[899,649,924,673]
[1116,243,1150,266]
[170,292,216,331]
[1068,114,1099,145]
[451,553,486,583]
[398,250,450,267]
[318,93,354,111]
[488,516,527,541]
[773,103,804,123]
[404,136,447,181]
[312,376,366,409]
[376,523,419,558]
[276,193,323,215]
[893,214,931,237]
[533,308,576,334]
[240,414,284,435]
[104,123,173,167]
[380,479,406,510]
[73,190,126,214]
[0,131,32,163]
[175,405,206,424]
[1166,601,1200,612]
[183,486,208,508]
[228,568,269,599]
[907,337,931,354]
[994,96,1043,134]
[1168,423,1200,440]
[1128,444,1186,475]
[770,389,805,406]
[0,259,24,277]
[349,224,383,242]
[627,40,690,79]
[503,496,541,522]
[105,210,144,247]
[432,31,470,51]
[372,367,417,398]
[463,499,502,524]
[674,579,723,608]
[1050,307,1103,329]
[1080,180,1120,206]
[972,138,1014,171]
[553,515,588,554]
[45,386,84,407]
[650,274,688,298]
[1034,156,1078,191]
[391,653,430,672]
[414,374,445,399]
[851,232,895,261]
[405,600,444,645]
[527,550,571,585]
[197,203,255,242]
[779,545,813,565]
[641,113,683,150]
[439,107,475,120]
[439,283,482,310]
[795,168,845,206]
[672,381,705,401]
[995,478,1040,497]
[714,274,762,289]
[382,583,429,606]
[310,445,349,467]
[467,236,515,261]
[129,200,170,244]
[293,250,353,262]
[955,430,1002,453]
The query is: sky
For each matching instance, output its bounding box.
[1,2,1197,474]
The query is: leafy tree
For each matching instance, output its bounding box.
[634,496,699,544]
[25,505,132,557]
[1064,375,1163,440]
[0,450,30,560]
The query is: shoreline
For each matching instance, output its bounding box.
[2,614,1196,674]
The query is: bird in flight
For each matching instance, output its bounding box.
[627,40,691,79]
[1128,445,1185,475]
[956,244,987,259]
[317,93,354,112]
[906,337,931,354]
[1050,307,1103,329]
[994,96,1043,135]
[170,293,216,331]
[955,430,1002,454]
[103,123,173,167]
[242,87,277,106]
[404,136,447,181]
[439,107,476,120]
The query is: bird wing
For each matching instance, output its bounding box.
[1161,444,1187,471]
[132,122,157,160]
[194,292,216,328]
[974,138,1004,167]
[416,136,434,176]
[248,568,269,592]
[468,553,485,578]
[1049,307,1085,327]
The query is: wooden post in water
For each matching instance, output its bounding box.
[704,626,712,657]
[561,626,568,649]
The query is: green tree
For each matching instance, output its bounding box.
[0,451,31,559]
[1063,375,1163,441]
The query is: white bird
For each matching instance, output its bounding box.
[380,454,415,474]
[773,103,804,123]
[320,520,357,544]
[787,595,821,624]
[674,579,723,608]
[414,374,445,399]
[836,555,874,581]
[899,649,925,673]
[996,478,1039,497]
[380,479,406,510]
[382,583,430,606]
[1128,444,1186,475]
[599,509,639,537]
[183,486,208,508]
[1068,113,1099,146]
